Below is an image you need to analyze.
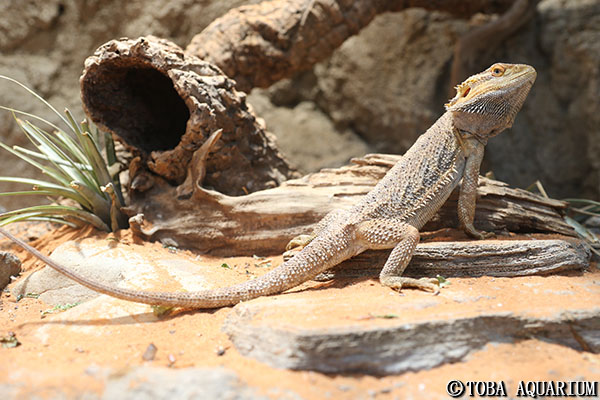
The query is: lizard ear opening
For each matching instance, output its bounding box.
[462,87,471,97]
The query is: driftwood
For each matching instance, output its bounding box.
[188,0,518,92]
[127,153,575,255]
[322,238,590,280]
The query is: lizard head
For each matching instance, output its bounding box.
[445,63,537,138]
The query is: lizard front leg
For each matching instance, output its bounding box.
[458,140,494,239]
[356,220,439,293]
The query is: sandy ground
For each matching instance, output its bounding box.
[1,224,598,399]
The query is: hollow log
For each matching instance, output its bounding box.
[188,0,518,92]
[126,153,575,255]
[80,36,298,195]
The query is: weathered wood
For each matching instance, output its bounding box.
[80,36,298,196]
[318,238,590,281]
[188,0,518,92]
[127,153,575,255]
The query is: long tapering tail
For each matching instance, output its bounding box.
[0,227,351,308]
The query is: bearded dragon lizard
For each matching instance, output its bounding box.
[0,63,536,308]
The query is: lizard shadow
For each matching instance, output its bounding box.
[14,277,375,328]
[14,307,216,328]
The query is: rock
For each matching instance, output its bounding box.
[11,241,127,305]
[259,0,600,200]
[10,238,233,306]
[0,384,18,400]
[485,0,600,200]
[223,273,600,374]
[0,251,21,290]
[247,93,370,173]
[102,367,267,400]
[311,9,467,154]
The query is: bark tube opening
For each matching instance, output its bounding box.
[80,37,296,193]
[81,60,189,153]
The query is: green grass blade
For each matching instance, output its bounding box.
[0,105,62,132]
[0,177,92,208]
[103,130,125,206]
[20,121,100,192]
[0,205,110,231]
[27,120,88,166]
[80,132,112,186]
[21,121,85,174]
[28,216,80,228]
[569,207,600,218]
[0,75,70,128]
[102,183,127,230]
[0,140,70,186]
[0,211,52,226]
[12,146,92,171]
[17,119,87,179]
[0,176,72,190]
[0,212,78,228]
[53,130,90,166]
[0,190,55,197]
[565,216,600,244]
[564,198,600,208]
[64,108,84,136]
[104,131,116,165]
[70,181,110,221]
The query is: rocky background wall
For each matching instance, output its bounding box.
[0,0,598,212]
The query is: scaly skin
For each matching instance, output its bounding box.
[0,63,537,308]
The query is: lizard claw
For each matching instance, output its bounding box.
[381,277,441,295]
[282,248,300,261]
[471,230,495,240]
[462,223,495,240]
[285,234,316,251]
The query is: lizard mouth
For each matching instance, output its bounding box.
[445,64,537,111]
[508,64,537,86]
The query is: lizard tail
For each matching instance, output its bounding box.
[0,227,350,308]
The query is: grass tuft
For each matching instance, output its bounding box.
[0,76,127,231]
[527,180,600,258]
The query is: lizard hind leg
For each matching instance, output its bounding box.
[356,220,440,294]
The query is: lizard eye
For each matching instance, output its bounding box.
[491,65,505,77]
[461,87,471,97]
